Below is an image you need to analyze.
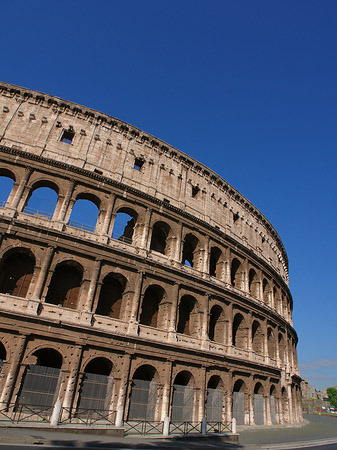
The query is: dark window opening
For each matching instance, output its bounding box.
[233,212,240,223]
[232,313,247,349]
[191,185,200,198]
[0,252,35,298]
[96,274,125,319]
[252,320,264,354]
[45,263,82,309]
[139,286,164,328]
[209,305,223,342]
[128,365,157,421]
[209,247,222,277]
[61,129,75,144]
[134,157,145,171]
[150,222,170,255]
[177,295,197,335]
[182,234,199,268]
[231,258,241,287]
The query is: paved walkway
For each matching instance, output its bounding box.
[0,415,336,449]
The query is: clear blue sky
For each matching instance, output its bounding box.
[1,0,336,389]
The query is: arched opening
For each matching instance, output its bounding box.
[209,305,224,343]
[68,195,100,232]
[45,262,82,309]
[232,313,247,350]
[182,233,199,268]
[0,251,35,298]
[77,357,113,415]
[231,259,243,289]
[249,269,259,297]
[263,279,271,305]
[171,371,195,422]
[111,208,137,244]
[95,273,126,319]
[206,376,223,421]
[267,328,276,359]
[177,295,199,336]
[0,171,15,206]
[254,382,264,425]
[24,184,58,219]
[0,342,6,373]
[150,221,170,255]
[274,287,281,313]
[278,333,285,363]
[252,321,264,355]
[232,379,246,425]
[270,385,277,424]
[139,285,165,328]
[128,365,158,421]
[209,247,222,278]
[17,348,62,409]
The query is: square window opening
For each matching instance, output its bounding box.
[61,130,75,144]
[134,157,145,171]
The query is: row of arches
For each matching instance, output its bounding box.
[0,344,301,425]
[0,248,296,364]
[0,171,292,322]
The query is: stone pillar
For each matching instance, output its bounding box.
[198,366,207,421]
[247,312,253,352]
[203,236,210,274]
[0,335,27,406]
[140,208,152,250]
[31,246,55,300]
[100,195,116,237]
[83,259,101,312]
[174,222,183,263]
[9,168,32,211]
[224,248,231,284]
[161,360,173,420]
[265,393,272,425]
[201,294,209,350]
[60,345,83,419]
[247,392,254,425]
[168,283,179,340]
[127,271,143,334]
[56,180,76,222]
[115,353,132,426]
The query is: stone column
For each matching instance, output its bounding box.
[0,335,27,406]
[198,366,207,422]
[100,195,116,237]
[168,283,179,337]
[56,180,76,222]
[140,208,152,250]
[224,248,231,284]
[115,353,132,426]
[60,345,83,420]
[247,312,253,352]
[201,294,209,350]
[265,393,272,425]
[9,168,32,211]
[174,222,183,263]
[161,360,173,420]
[31,246,55,300]
[203,236,210,274]
[83,259,101,312]
[127,271,143,334]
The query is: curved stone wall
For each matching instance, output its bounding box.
[0,82,302,427]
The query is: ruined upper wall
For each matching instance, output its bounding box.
[0,82,289,283]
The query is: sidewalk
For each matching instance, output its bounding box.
[0,415,336,449]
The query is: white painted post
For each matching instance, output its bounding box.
[163,416,170,437]
[50,399,62,426]
[232,417,237,434]
[115,405,124,428]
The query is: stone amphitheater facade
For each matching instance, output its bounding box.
[0,82,302,429]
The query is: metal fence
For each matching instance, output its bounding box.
[60,407,116,425]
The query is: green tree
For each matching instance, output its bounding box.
[327,387,337,408]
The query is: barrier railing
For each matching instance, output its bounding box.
[169,421,202,435]
[111,233,132,244]
[124,420,164,435]
[67,220,95,232]
[60,407,116,425]
[206,421,232,433]
[23,207,53,219]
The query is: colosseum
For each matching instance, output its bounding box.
[0,82,302,433]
